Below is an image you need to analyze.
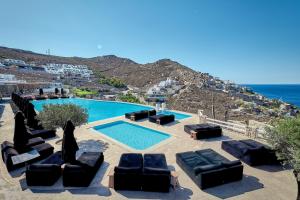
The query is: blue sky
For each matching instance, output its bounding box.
[0,0,299,84]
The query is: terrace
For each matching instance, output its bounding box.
[0,98,297,200]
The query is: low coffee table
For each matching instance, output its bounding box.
[11,149,40,165]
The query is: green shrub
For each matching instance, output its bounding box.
[74,88,98,97]
[37,104,88,129]
[265,116,300,174]
[99,77,126,88]
[118,93,141,104]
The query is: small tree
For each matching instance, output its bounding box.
[265,115,300,198]
[37,104,88,130]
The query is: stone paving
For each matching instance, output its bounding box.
[0,102,297,200]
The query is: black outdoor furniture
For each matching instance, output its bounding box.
[222,139,279,166]
[63,152,104,187]
[1,142,54,171]
[26,151,63,186]
[142,154,171,192]
[184,124,222,139]
[114,153,143,191]
[176,149,243,189]
[114,153,171,192]
[149,114,175,125]
[27,128,56,139]
[35,96,47,100]
[62,120,79,164]
[25,103,43,129]
[125,109,156,121]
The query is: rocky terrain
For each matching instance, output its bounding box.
[0,46,298,122]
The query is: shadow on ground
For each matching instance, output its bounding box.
[204,174,264,199]
[20,161,111,196]
[117,186,193,200]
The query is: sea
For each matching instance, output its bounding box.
[241,84,300,108]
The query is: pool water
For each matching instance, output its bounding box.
[32,98,191,122]
[93,121,171,150]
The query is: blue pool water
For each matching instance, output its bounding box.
[32,98,191,122]
[93,121,171,150]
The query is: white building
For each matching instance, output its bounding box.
[2,59,26,66]
[147,78,183,96]
[43,64,93,78]
[0,74,26,84]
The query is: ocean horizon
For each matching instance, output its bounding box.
[241,84,300,108]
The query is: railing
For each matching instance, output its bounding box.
[198,110,267,139]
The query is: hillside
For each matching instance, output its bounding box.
[0,46,298,122]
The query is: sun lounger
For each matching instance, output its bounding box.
[184,124,222,139]
[1,137,44,156]
[63,152,104,187]
[142,154,171,192]
[176,149,243,189]
[1,143,54,171]
[26,152,63,186]
[114,153,143,191]
[221,139,279,166]
[28,128,56,139]
[149,114,175,125]
[125,110,156,121]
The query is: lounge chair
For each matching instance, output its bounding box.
[114,153,143,191]
[27,128,56,139]
[63,152,104,187]
[222,139,279,166]
[142,154,171,192]
[1,143,54,171]
[184,124,222,139]
[26,151,63,186]
[149,114,175,125]
[125,110,156,121]
[176,149,243,189]
[1,137,45,158]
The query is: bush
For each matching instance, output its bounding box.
[74,88,98,97]
[98,77,126,88]
[118,93,141,104]
[265,116,300,173]
[37,104,88,129]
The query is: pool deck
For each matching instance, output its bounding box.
[0,101,297,200]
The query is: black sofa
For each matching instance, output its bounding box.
[114,153,143,191]
[63,152,104,187]
[143,154,171,192]
[125,110,156,121]
[176,149,243,189]
[27,128,56,139]
[114,153,171,192]
[222,139,278,166]
[26,152,63,186]
[184,124,222,139]
[149,114,175,125]
[1,143,54,171]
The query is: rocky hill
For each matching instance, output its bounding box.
[0,46,298,122]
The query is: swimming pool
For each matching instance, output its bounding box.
[32,98,191,122]
[93,121,171,150]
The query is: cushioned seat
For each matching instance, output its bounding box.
[125,110,156,121]
[184,124,222,139]
[149,114,175,125]
[176,149,243,189]
[28,129,56,139]
[142,154,171,192]
[26,164,61,186]
[114,153,143,191]
[222,139,279,166]
[2,143,54,171]
[63,152,104,187]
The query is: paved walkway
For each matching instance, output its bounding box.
[0,102,297,200]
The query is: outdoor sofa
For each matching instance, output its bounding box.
[26,151,63,186]
[184,124,222,139]
[221,139,279,166]
[63,152,104,187]
[1,142,54,171]
[176,149,243,189]
[27,128,57,139]
[125,109,156,121]
[114,153,171,192]
[149,114,175,125]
